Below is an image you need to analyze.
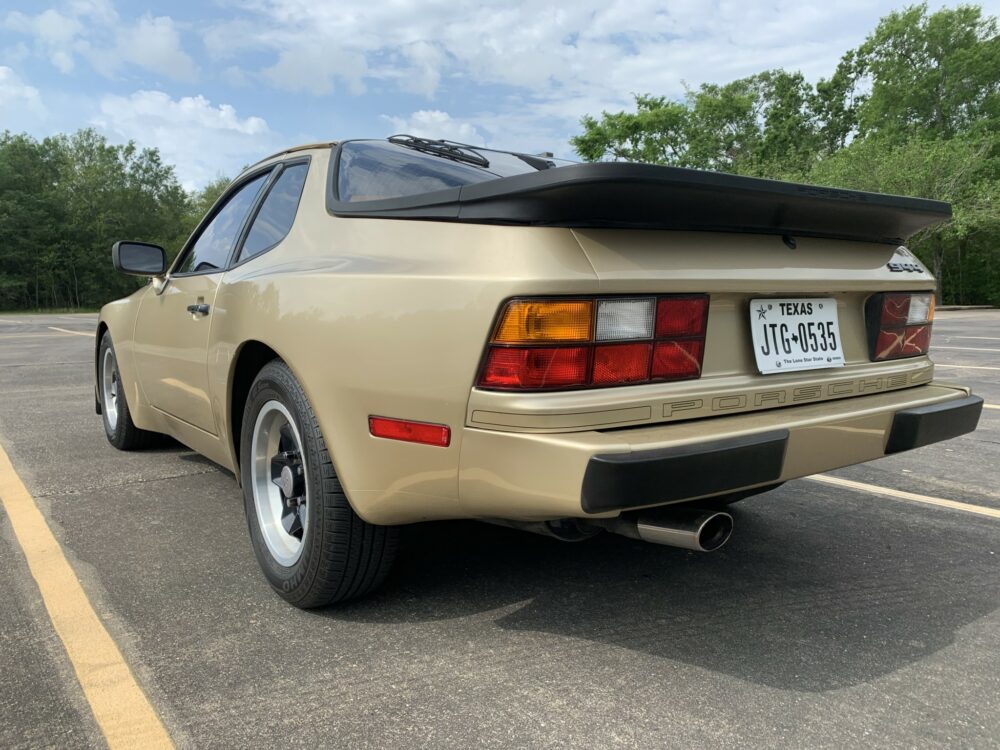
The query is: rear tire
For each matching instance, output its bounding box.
[98,331,159,450]
[241,360,398,608]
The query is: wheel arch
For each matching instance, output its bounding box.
[228,340,283,476]
[95,321,109,414]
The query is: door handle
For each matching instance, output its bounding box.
[186,303,210,316]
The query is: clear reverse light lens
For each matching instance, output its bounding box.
[907,293,933,324]
[595,298,655,341]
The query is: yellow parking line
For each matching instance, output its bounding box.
[48,326,93,337]
[935,363,1000,371]
[984,404,1000,411]
[809,474,1000,519]
[0,442,174,749]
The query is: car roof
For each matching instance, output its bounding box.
[243,142,338,173]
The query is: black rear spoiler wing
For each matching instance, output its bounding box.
[327,161,951,245]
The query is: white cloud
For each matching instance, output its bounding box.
[3,41,30,65]
[113,15,198,82]
[381,110,485,145]
[208,0,878,103]
[263,43,367,95]
[92,90,273,189]
[3,8,84,72]
[220,65,250,87]
[4,4,197,82]
[0,66,46,119]
[203,0,1000,154]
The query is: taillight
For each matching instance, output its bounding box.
[866,292,935,361]
[476,295,709,391]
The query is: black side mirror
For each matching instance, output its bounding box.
[112,241,167,276]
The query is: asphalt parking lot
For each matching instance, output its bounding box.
[0,310,997,749]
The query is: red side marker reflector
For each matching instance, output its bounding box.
[369,417,451,447]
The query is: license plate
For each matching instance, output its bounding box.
[749,298,846,374]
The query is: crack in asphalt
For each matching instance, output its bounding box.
[33,468,225,499]
[0,361,91,368]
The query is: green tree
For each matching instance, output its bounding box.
[0,128,226,310]
[851,4,1000,141]
[809,134,998,301]
[571,70,821,178]
[570,3,1000,305]
[573,94,690,165]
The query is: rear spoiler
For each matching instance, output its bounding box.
[327,161,951,245]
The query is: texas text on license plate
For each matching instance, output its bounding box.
[749,298,846,374]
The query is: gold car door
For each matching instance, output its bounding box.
[133,170,272,434]
[133,273,223,433]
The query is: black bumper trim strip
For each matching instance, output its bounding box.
[581,429,789,514]
[884,395,983,454]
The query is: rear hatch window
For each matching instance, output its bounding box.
[336,139,573,203]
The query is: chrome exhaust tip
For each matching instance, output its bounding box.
[598,508,734,552]
[635,510,733,552]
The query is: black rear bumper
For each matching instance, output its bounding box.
[581,394,983,514]
[884,394,983,454]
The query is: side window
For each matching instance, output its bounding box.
[174,172,270,275]
[239,163,309,262]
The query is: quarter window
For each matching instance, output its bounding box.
[175,172,270,275]
[239,163,309,262]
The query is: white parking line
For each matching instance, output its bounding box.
[47,326,92,337]
[934,345,1000,353]
[951,336,1000,341]
[935,363,1000,371]
[809,474,1000,519]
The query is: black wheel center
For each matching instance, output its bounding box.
[271,451,305,506]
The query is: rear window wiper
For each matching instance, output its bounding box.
[388,134,490,168]
[513,153,556,171]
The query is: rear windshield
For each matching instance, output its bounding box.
[336,140,575,203]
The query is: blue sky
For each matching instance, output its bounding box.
[3,0,998,189]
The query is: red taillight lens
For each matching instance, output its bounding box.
[656,296,709,337]
[477,295,709,391]
[868,292,934,361]
[592,343,652,384]
[369,417,451,447]
[652,340,704,380]
[880,293,911,326]
[903,324,932,353]
[479,346,589,389]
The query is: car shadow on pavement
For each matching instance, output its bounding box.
[326,497,1000,693]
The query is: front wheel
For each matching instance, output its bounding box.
[98,332,158,450]
[241,360,398,608]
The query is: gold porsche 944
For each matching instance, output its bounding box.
[96,135,983,607]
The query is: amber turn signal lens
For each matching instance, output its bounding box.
[493,300,593,343]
